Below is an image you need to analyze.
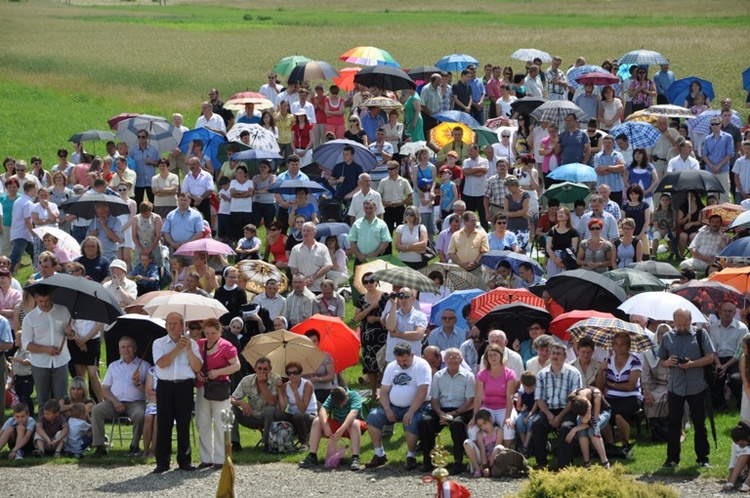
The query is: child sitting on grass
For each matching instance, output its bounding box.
[507,370,538,457]
[564,387,611,469]
[0,403,35,460]
[464,409,504,478]
[63,402,91,459]
[723,421,750,492]
[235,224,262,262]
[129,253,160,295]
[32,399,68,458]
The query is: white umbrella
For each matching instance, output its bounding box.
[116,115,183,153]
[143,293,228,323]
[32,226,80,262]
[226,123,279,152]
[618,292,707,323]
[398,140,429,157]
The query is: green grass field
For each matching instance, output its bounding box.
[2,0,750,480]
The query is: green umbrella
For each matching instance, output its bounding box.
[541,181,589,204]
[273,55,312,77]
[471,126,499,147]
[217,141,252,163]
[603,268,668,296]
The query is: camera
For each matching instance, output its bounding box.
[676,356,690,365]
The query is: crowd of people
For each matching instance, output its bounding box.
[1,52,750,487]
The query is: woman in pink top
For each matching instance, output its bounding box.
[471,343,517,447]
[195,318,240,469]
[538,122,561,179]
[312,84,329,147]
[325,85,346,139]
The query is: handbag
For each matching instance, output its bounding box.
[420,226,437,264]
[202,341,231,402]
[649,393,670,442]
[561,248,579,270]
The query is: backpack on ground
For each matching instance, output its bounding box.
[267,420,296,454]
[490,448,528,478]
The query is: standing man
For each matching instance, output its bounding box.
[702,117,735,203]
[577,194,619,241]
[21,285,72,408]
[667,140,700,172]
[252,278,286,319]
[484,158,510,223]
[420,74,443,136]
[708,301,748,410]
[485,66,502,120]
[290,88,316,125]
[152,312,202,473]
[452,69,473,116]
[467,65,485,124]
[284,273,316,328]
[462,144,489,229]
[329,146,363,203]
[259,72,284,108]
[720,109,743,202]
[559,113,591,166]
[377,161,412,232]
[448,211,489,289]
[348,173,384,222]
[651,117,680,204]
[275,155,309,231]
[288,222,332,293]
[0,291,15,416]
[594,136,626,205]
[524,65,544,98]
[360,105,386,143]
[87,202,123,262]
[348,200,391,265]
[182,157,215,223]
[653,63,675,105]
[384,287,427,363]
[208,89,234,129]
[9,182,36,275]
[128,130,161,204]
[733,140,750,202]
[658,308,715,469]
[545,57,568,101]
[161,192,205,255]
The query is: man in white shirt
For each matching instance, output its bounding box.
[667,141,700,172]
[259,72,284,108]
[708,301,749,410]
[462,144,489,229]
[384,288,428,363]
[195,102,227,135]
[288,223,333,293]
[545,57,568,101]
[182,157,215,222]
[276,81,300,108]
[348,173,384,222]
[252,278,286,318]
[290,88,316,124]
[524,65,544,98]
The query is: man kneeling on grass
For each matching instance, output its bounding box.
[298,387,367,471]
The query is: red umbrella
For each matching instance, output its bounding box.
[470,288,545,322]
[575,72,620,87]
[333,67,361,92]
[107,112,140,131]
[549,310,616,341]
[290,315,361,373]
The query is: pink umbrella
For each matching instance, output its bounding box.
[575,72,620,87]
[174,238,236,257]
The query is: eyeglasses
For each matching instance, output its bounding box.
[711,123,721,126]
[470,335,483,341]
[387,167,398,171]
[117,188,128,193]
[269,227,280,231]
[349,120,358,123]
[501,135,510,138]
[32,161,41,165]
[285,370,301,376]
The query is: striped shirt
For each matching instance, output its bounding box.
[603,354,642,400]
[535,363,582,410]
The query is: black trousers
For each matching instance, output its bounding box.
[193,197,211,224]
[135,186,154,205]
[531,408,577,467]
[155,379,194,468]
[711,356,741,408]
[384,206,405,233]
[418,408,473,463]
[667,390,709,464]
[463,195,487,230]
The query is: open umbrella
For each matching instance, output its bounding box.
[575,72,620,87]
[472,126,500,147]
[567,317,654,353]
[510,48,551,63]
[312,139,378,172]
[618,291,706,323]
[655,169,725,194]
[407,65,442,81]
[68,130,116,143]
[701,203,745,228]
[624,109,658,124]
[709,266,750,295]
[144,293,229,323]
[618,49,669,66]
[226,123,279,152]
[566,65,606,90]
[433,111,481,128]
[398,141,429,158]
[371,266,439,293]
[174,238,235,257]
[602,268,667,295]
[26,274,123,324]
[546,269,628,313]
[531,100,587,124]
[435,53,478,72]
[107,113,140,131]
[104,313,167,366]
[672,280,742,315]
[352,256,405,294]
[116,115,182,153]
[179,127,227,171]
[223,91,274,112]
[429,122,475,149]
[627,261,682,279]
[354,66,415,91]
[314,222,351,239]
[124,290,178,315]
[236,259,288,294]
[608,122,661,149]
[266,179,328,195]
[547,163,597,183]
[510,96,547,116]
[688,109,743,136]
[665,77,715,106]
[480,250,544,277]
[288,61,340,83]
[418,263,479,291]
[541,181,589,204]
[32,226,80,262]
[744,67,750,93]
[429,289,483,330]
[290,315,361,373]
[641,104,696,119]
[364,97,403,110]
[59,192,131,218]
[273,55,312,77]
[470,287,545,321]
[549,310,615,341]
[242,330,327,376]
[230,149,283,163]
[217,141,252,163]
[340,46,399,67]
[719,238,750,259]
[332,67,361,92]
[729,210,750,231]
[475,302,551,344]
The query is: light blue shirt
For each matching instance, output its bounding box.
[701,131,735,174]
[161,207,204,244]
[0,315,12,344]
[653,69,675,96]
[128,144,160,187]
[427,325,468,351]
[87,215,122,261]
[594,149,625,192]
[468,77,485,103]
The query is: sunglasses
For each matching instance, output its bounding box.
[362,278,376,284]
[138,135,147,139]
[117,188,128,193]
[405,212,415,216]
[590,226,602,231]
[496,221,507,225]
[269,227,280,231]
[711,123,721,126]
[387,167,398,171]
[285,370,301,376]
[442,316,457,321]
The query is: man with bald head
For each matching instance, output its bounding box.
[657,308,715,469]
[484,329,524,379]
[651,117,680,204]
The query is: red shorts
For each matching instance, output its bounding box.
[325,418,367,439]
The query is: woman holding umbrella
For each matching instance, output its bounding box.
[354,272,388,400]
[395,205,429,270]
[403,88,425,142]
[677,190,704,256]
[545,207,579,277]
[577,219,615,273]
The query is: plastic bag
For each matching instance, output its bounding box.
[324,438,348,469]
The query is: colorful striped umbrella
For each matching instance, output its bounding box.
[470,287,545,321]
[567,317,654,353]
[340,46,399,67]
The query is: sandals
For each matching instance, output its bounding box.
[723,482,736,492]
[582,460,591,469]
[740,483,750,493]
[602,461,611,469]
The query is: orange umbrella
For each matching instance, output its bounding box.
[709,266,750,294]
[428,122,476,149]
[290,315,361,373]
[332,67,361,92]
[702,203,746,228]
[470,288,545,321]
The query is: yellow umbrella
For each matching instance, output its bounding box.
[624,109,658,124]
[242,330,327,376]
[352,255,406,295]
[429,122,476,149]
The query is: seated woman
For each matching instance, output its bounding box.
[545,207,579,277]
[276,361,318,450]
[616,218,643,269]
[285,215,306,258]
[263,221,289,270]
[487,214,519,252]
[577,219,615,273]
[324,236,348,289]
[677,190,704,257]
[302,330,336,404]
[642,324,671,422]
[564,387,611,469]
[288,188,319,226]
[58,376,95,419]
[187,250,218,294]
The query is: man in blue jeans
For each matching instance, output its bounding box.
[9,182,36,274]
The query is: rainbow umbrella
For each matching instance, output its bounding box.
[339,46,399,67]
[332,67,361,91]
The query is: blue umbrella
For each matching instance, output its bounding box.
[743,67,750,93]
[314,222,350,239]
[688,110,743,136]
[665,76,715,106]
[179,128,227,170]
[230,149,283,162]
[266,180,328,195]
[435,53,478,72]
[429,289,483,329]
[617,63,636,80]
[312,139,377,172]
[480,250,545,277]
[618,49,669,66]
[433,111,481,127]
[718,238,750,259]
[609,122,661,148]
[547,163,597,183]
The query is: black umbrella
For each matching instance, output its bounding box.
[104,314,167,366]
[654,170,725,194]
[59,192,131,218]
[475,302,551,345]
[354,65,416,91]
[68,130,116,143]
[546,269,628,314]
[407,65,442,81]
[510,96,547,116]
[26,274,123,324]
[627,261,682,279]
